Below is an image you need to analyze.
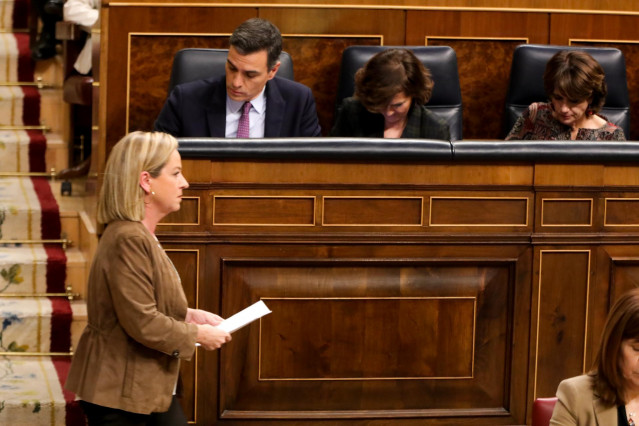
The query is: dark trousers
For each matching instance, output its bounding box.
[80,396,187,426]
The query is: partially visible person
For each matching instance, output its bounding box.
[506,50,625,141]
[63,0,100,74]
[65,131,231,425]
[31,0,63,60]
[330,48,450,140]
[550,288,639,425]
[154,18,321,138]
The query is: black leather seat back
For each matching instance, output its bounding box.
[503,44,630,137]
[168,48,294,93]
[335,46,463,141]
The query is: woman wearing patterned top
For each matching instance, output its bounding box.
[506,50,625,141]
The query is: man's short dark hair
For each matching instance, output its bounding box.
[230,18,282,70]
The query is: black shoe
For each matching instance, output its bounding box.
[31,31,57,61]
[43,0,64,16]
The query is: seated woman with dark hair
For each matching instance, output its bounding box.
[506,50,625,141]
[330,48,450,140]
[550,288,639,425]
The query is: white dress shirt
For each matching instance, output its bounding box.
[63,0,100,74]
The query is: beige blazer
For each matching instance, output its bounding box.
[550,374,618,425]
[65,220,198,414]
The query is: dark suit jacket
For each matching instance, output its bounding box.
[154,76,321,137]
[550,374,617,425]
[330,97,450,140]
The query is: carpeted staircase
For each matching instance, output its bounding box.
[0,0,86,424]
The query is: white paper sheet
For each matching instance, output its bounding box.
[217,300,272,334]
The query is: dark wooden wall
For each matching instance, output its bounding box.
[96,2,639,170]
[93,2,639,424]
[155,157,639,425]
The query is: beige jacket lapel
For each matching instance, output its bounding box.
[593,395,618,425]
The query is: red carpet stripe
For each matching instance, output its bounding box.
[28,130,47,172]
[52,357,86,425]
[14,32,35,82]
[31,176,62,239]
[11,0,30,29]
[50,297,72,353]
[21,85,42,126]
[45,243,68,293]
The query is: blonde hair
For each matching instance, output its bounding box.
[98,131,178,225]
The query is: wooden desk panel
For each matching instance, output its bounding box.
[96,2,639,423]
[155,159,639,424]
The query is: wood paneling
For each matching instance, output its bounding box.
[280,36,381,135]
[533,250,590,399]
[99,2,639,423]
[157,159,639,423]
[214,253,527,422]
[605,198,639,227]
[261,8,405,45]
[209,162,533,185]
[102,6,254,165]
[213,196,315,225]
[429,196,528,226]
[323,197,423,226]
[427,38,523,139]
[102,0,639,11]
[160,196,200,226]
[129,35,229,132]
[262,8,404,132]
[540,198,593,227]
[610,260,639,301]
[406,11,548,139]
[261,297,475,379]
[165,249,200,422]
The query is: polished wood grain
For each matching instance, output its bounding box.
[155,158,639,424]
[428,38,523,139]
[102,0,639,13]
[213,196,315,225]
[212,247,529,423]
[323,197,422,225]
[533,250,590,399]
[96,2,639,423]
[406,11,548,139]
[263,8,403,132]
[208,162,534,185]
[605,198,639,227]
[429,197,528,226]
[165,249,200,422]
[129,35,229,132]
[540,198,593,227]
[101,6,254,168]
[260,297,475,379]
[160,197,200,226]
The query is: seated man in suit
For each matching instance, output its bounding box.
[154,18,321,138]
